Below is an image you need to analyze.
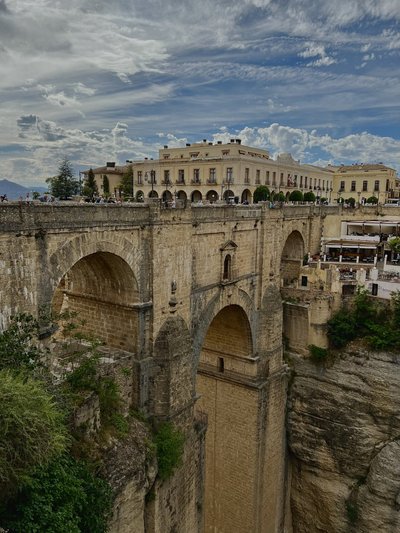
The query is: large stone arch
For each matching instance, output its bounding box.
[51,251,140,353]
[192,286,255,369]
[280,229,305,287]
[195,294,258,533]
[48,233,144,300]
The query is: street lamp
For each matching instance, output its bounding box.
[145,170,155,197]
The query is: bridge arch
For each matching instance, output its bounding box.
[52,251,140,353]
[193,286,255,367]
[280,229,305,287]
[48,234,144,300]
[195,293,258,532]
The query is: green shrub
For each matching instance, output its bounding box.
[327,308,356,348]
[274,191,286,202]
[0,370,67,495]
[346,197,356,207]
[289,190,303,202]
[155,423,185,481]
[253,186,270,202]
[308,345,328,363]
[345,500,358,524]
[0,314,43,371]
[0,454,112,533]
[366,196,378,204]
[304,191,316,202]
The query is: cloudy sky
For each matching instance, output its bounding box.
[1,0,400,187]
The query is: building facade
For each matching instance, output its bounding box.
[331,163,399,204]
[86,139,334,203]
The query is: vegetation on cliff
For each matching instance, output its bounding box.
[0,313,113,532]
[328,288,400,351]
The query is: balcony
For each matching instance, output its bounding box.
[207,178,217,185]
[191,179,201,185]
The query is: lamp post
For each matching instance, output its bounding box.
[145,170,155,197]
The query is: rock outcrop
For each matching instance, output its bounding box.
[287,345,400,533]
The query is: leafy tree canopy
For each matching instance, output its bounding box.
[253,185,270,203]
[1,454,112,533]
[388,237,400,254]
[289,190,303,202]
[46,158,79,200]
[0,370,67,495]
[82,168,98,199]
[366,196,378,204]
[304,191,316,202]
[102,175,110,197]
[119,165,133,198]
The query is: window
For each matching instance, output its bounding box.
[266,171,270,185]
[178,169,185,183]
[351,180,356,192]
[164,169,170,184]
[340,181,345,191]
[362,180,368,191]
[280,172,284,185]
[223,254,232,280]
[193,168,200,183]
[300,175,303,187]
[255,169,260,184]
[226,167,233,183]
[209,168,216,183]
[374,180,379,191]
[137,171,142,184]
[386,179,390,192]
[218,357,225,373]
[301,276,308,287]
[245,168,249,184]
[304,176,308,188]
[273,172,276,186]
[371,283,378,296]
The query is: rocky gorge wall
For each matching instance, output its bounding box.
[287,344,400,533]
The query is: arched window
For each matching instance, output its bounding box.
[223,254,232,281]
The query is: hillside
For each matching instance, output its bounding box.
[0,179,47,200]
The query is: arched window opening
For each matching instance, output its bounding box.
[223,254,232,281]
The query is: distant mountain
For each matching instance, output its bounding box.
[0,179,47,200]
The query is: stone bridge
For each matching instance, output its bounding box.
[0,202,326,533]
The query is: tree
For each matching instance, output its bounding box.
[304,191,316,202]
[1,454,112,533]
[274,191,286,202]
[388,237,400,255]
[102,175,110,197]
[46,158,79,200]
[0,313,43,372]
[253,185,270,202]
[289,190,303,202]
[82,168,98,199]
[119,165,133,198]
[366,196,378,204]
[0,370,67,496]
[346,197,356,207]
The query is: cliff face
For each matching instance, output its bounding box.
[287,346,400,533]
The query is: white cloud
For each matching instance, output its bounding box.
[299,42,337,67]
